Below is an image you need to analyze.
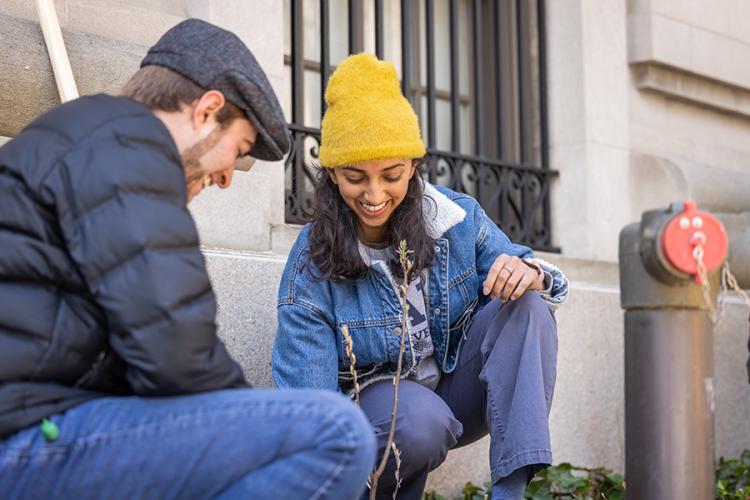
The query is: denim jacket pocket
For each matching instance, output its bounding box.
[335,318,401,369]
[448,265,477,304]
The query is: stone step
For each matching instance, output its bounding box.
[0,13,145,137]
[0,0,186,45]
[205,249,750,497]
[0,2,286,140]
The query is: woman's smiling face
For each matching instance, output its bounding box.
[327,158,416,243]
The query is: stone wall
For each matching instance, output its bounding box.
[627,0,750,216]
[548,0,750,262]
[183,0,289,254]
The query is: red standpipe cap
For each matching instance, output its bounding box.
[661,200,728,283]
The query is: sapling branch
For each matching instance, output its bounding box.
[391,442,403,500]
[369,240,413,500]
[340,324,360,405]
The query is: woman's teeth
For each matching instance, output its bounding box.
[361,201,387,212]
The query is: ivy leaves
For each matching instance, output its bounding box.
[425,450,750,500]
[523,464,625,500]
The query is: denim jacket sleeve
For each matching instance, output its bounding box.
[272,235,340,392]
[524,257,569,305]
[472,200,568,305]
[273,302,339,391]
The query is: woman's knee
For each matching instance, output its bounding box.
[476,292,551,328]
[502,293,556,337]
[477,292,557,361]
[507,291,552,317]
[389,405,462,474]
[361,381,462,475]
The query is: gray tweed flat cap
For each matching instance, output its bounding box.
[141,19,290,162]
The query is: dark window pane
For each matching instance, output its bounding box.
[283,0,558,252]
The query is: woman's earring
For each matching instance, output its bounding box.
[202,175,212,188]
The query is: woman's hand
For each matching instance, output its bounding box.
[482,254,544,301]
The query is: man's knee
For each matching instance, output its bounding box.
[315,391,377,470]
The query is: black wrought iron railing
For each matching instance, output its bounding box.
[284,0,558,252]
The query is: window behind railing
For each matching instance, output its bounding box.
[283,0,558,251]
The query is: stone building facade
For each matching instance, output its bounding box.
[1,0,749,495]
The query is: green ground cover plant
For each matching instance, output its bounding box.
[716,450,750,499]
[424,450,750,500]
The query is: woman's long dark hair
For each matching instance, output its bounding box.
[307,160,435,281]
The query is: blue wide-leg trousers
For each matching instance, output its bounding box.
[361,292,558,499]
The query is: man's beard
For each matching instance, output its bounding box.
[181,127,223,188]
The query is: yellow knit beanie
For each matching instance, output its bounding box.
[319,53,426,168]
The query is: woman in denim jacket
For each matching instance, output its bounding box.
[272,53,568,499]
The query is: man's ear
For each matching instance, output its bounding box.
[191,90,226,130]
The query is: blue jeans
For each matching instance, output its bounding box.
[0,388,376,499]
[361,292,558,499]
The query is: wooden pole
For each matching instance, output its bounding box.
[36,0,79,102]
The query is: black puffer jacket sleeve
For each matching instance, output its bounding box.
[40,106,246,395]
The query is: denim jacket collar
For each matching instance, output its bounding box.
[422,182,467,240]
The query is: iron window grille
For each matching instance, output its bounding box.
[283,0,558,252]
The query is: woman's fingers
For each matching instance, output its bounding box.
[485,255,523,300]
[498,265,521,301]
[509,272,536,301]
[498,262,527,301]
[483,254,511,296]
[483,254,540,301]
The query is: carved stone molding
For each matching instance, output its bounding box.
[632,62,750,119]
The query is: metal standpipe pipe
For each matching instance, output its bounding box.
[619,201,729,500]
[716,212,750,288]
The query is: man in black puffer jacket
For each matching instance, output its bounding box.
[0,19,374,500]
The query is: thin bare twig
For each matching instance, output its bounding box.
[340,324,360,405]
[369,240,413,500]
[391,442,403,500]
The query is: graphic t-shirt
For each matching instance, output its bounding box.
[364,245,441,390]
